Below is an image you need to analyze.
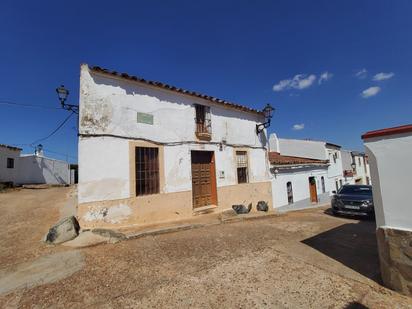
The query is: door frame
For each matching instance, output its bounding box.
[190,150,218,209]
[308,176,318,203]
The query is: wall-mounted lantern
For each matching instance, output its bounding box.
[55,85,79,114]
[56,85,69,106]
[256,103,275,134]
[351,162,356,171]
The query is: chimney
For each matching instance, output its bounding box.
[269,133,280,153]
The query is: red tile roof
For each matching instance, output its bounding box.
[269,152,329,166]
[89,65,265,116]
[0,144,22,151]
[362,124,412,139]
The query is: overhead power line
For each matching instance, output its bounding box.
[30,112,75,146]
[0,100,61,110]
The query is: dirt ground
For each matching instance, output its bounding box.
[0,187,411,308]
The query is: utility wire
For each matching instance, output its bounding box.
[30,112,75,147]
[0,100,61,110]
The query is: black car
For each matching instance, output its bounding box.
[331,185,374,217]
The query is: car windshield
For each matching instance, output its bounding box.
[338,186,372,195]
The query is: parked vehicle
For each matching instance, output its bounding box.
[331,185,374,217]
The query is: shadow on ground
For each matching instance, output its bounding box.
[302,209,380,283]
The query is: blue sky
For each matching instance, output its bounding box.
[1,0,412,163]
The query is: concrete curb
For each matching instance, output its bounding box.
[125,212,283,239]
[67,211,286,248]
[125,223,213,240]
[276,202,331,214]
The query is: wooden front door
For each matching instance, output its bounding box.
[191,151,217,208]
[309,177,318,203]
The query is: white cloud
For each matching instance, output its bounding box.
[372,72,394,81]
[355,68,367,79]
[318,71,333,84]
[273,74,317,92]
[292,123,305,130]
[361,86,381,98]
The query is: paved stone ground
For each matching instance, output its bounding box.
[0,187,411,308]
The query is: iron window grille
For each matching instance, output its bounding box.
[195,104,211,135]
[135,147,159,196]
[236,151,248,183]
[6,158,14,169]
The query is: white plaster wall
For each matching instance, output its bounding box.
[79,136,130,203]
[325,147,344,194]
[271,167,328,208]
[352,155,367,183]
[278,139,327,160]
[364,132,412,230]
[341,150,353,171]
[0,148,20,184]
[78,65,270,204]
[16,155,70,185]
[79,65,266,147]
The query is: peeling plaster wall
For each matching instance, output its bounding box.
[78,64,271,212]
[79,65,266,146]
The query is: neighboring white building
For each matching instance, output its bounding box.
[0,144,22,185]
[362,124,412,296]
[269,151,329,212]
[269,135,344,194]
[351,151,371,185]
[341,150,371,185]
[0,144,70,186]
[78,64,273,229]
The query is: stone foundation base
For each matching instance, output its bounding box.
[376,227,412,296]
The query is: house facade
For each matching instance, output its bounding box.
[269,152,329,212]
[362,124,412,296]
[78,64,272,228]
[0,144,22,185]
[341,150,371,185]
[269,135,344,194]
[0,144,71,186]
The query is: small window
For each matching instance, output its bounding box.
[335,181,339,191]
[358,157,361,166]
[333,153,336,163]
[195,104,211,135]
[236,151,248,183]
[7,158,14,169]
[321,176,325,193]
[287,182,293,204]
[135,147,159,196]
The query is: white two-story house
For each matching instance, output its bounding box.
[78,64,273,228]
[269,137,344,194]
[341,150,371,185]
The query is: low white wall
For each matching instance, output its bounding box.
[17,155,70,185]
[271,166,329,208]
[364,132,412,230]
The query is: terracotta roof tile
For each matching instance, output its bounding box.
[362,124,412,139]
[269,152,329,165]
[90,65,264,116]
